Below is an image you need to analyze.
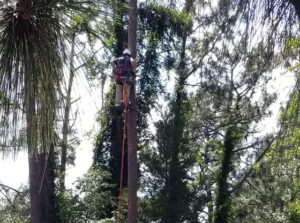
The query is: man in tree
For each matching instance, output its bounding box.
[111,49,136,109]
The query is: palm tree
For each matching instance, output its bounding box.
[0,0,121,221]
[0,0,120,221]
[0,0,70,221]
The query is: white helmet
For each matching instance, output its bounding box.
[123,49,131,56]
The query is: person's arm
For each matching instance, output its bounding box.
[111,58,119,74]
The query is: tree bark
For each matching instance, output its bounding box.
[25,67,39,223]
[127,0,138,222]
[25,45,56,222]
[26,74,55,223]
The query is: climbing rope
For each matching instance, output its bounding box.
[117,84,128,223]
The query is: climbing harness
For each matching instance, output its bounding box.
[117,84,128,223]
[115,55,132,85]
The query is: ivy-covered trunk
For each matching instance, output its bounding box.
[111,0,128,192]
[162,1,194,222]
[164,40,187,223]
[214,127,235,223]
[207,189,214,223]
[92,0,128,218]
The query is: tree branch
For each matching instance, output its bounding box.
[229,137,275,194]
[0,183,21,194]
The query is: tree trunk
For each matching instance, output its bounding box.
[25,68,39,223]
[163,1,193,222]
[164,39,187,222]
[214,128,235,223]
[127,0,138,222]
[26,73,55,223]
[60,30,76,192]
[207,189,213,223]
[43,144,56,222]
[111,0,128,191]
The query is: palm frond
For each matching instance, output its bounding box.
[0,0,120,154]
[0,0,66,154]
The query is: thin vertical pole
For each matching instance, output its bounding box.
[127,0,138,222]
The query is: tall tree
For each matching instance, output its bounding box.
[0,0,102,221]
[0,0,64,221]
[91,1,129,219]
[208,44,275,223]
[137,1,202,222]
[127,0,138,221]
[162,1,195,222]
[230,38,300,222]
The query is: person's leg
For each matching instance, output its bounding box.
[125,75,135,103]
[115,83,123,105]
